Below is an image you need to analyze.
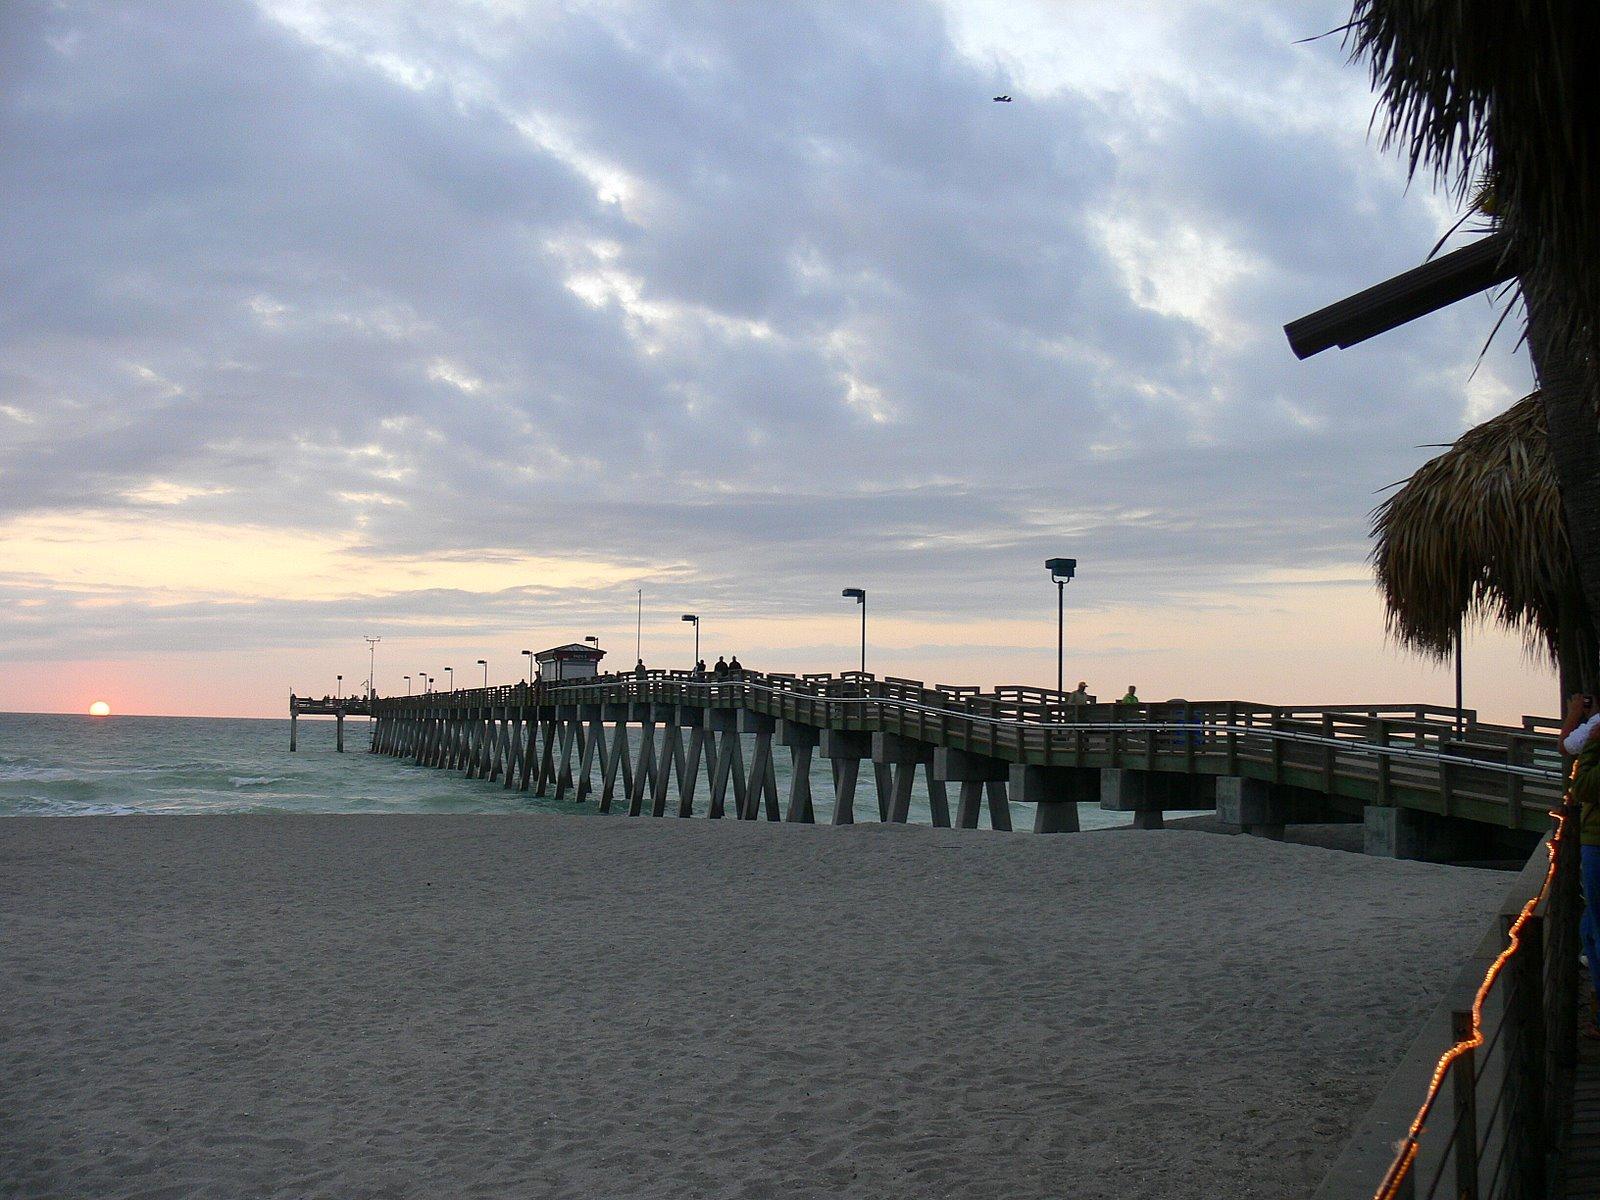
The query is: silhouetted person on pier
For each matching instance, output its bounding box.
[1117,685,1139,705]
[694,659,707,677]
[1067,681,1090,705]
[634,659,646,679]
[1561,691,1600,1037]
[713,656,728,679]
[728,655,743,676]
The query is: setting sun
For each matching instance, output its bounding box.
[88,701,111,717]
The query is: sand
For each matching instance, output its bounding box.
[1,814,1509,1199]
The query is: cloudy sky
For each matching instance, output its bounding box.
[0,1,1548,719]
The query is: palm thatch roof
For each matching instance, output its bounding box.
[1348,1,1600,364]
[1371,391,1577,665]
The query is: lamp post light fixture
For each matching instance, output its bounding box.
[427,676,434,693]
[681,614,699,666]
[585,634,600,652]
[521,649,534,685]
[444,667,453,692]
[404,674,412,695]
[1045,558,1077,696]
[841,588,866,674]
[477,659,488,688]
[336,674,342,700]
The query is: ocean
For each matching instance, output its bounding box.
[0,710,1146,829]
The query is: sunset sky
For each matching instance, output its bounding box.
[0,1,1552,721]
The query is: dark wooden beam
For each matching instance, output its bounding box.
[1284,233,1516,360]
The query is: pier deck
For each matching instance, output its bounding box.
[356,670,1565,854]
[288,694,371,753]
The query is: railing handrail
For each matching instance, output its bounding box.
[372,673,1565,784]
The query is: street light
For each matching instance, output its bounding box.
[1045,558,1077,696]
[585,634,600,651]
[404,674,412,695]
[681,614,699,666]
[477,659,488,688]
[842,588,866,673]
[420,669,430,693]
[364,635,381,699]
[427,676,434,693]
[444,666,454,692]
[521,649,534,685]
[336,674,342,700]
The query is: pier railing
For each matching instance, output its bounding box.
[1312,792,1579,1200]
[371,669,1566,832]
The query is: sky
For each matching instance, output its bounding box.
[0,0,1553,721]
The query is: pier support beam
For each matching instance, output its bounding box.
[873,733,931,824]
[821,730,870,825]
[1214,778,1338,839]
[1009,764,1096,833]
[779,721,820,823]
[1362,806,1535,863]
[290,710,297,752]
[1100,769,1213,829]
[740,711,780,821]
[674,706,713,817]
[706,708,748,820]
[933,748,1007,830]
[336,712,344,753]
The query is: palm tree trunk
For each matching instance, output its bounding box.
[1528,297,1600,696]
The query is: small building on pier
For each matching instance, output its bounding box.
[535,643,606,681]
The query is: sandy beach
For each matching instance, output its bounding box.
[2,815,1508,1199]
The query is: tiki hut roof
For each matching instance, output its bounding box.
[1348,1,1600,363]
[1370,391,1567,662]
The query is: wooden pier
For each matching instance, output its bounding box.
[355,670,1566,856]
[289,694,372,753]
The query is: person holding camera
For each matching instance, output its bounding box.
[1561,692,1600,1037]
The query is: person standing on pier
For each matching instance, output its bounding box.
[1117,685,1139,705]
[1068,681,1090,705]
[1560,692,1600,1038]
[713,656,728,679]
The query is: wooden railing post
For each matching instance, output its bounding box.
[1374,719,1392,806]
[1450,1009,1479,1200]
[1509,912,1546,1199]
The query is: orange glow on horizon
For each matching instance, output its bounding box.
[88,701,111,716]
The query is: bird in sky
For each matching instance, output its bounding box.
[993,95,1012,102]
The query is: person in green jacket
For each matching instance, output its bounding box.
[1116,685,1139,705]
[1561,691,1600,1036]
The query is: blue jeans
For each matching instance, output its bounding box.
[1582,846,1600,1014]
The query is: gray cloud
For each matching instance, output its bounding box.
[0,0,1531,666]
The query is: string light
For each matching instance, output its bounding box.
[1371,763,1576,1200]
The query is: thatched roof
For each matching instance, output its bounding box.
[1370,391,1569,662]
[1348,1,1600,364]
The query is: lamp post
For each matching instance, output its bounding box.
[427,676,434,693]
[364,635,381,699]
[521,649,534,685]
[420,669,430,693]
[444,667,453,692]
[404,674,412,695]
[336,674,342,700]
[681,614,699,667]
[1045,558,1077,696]
[477,659,488,688]
[842,588,866,673]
